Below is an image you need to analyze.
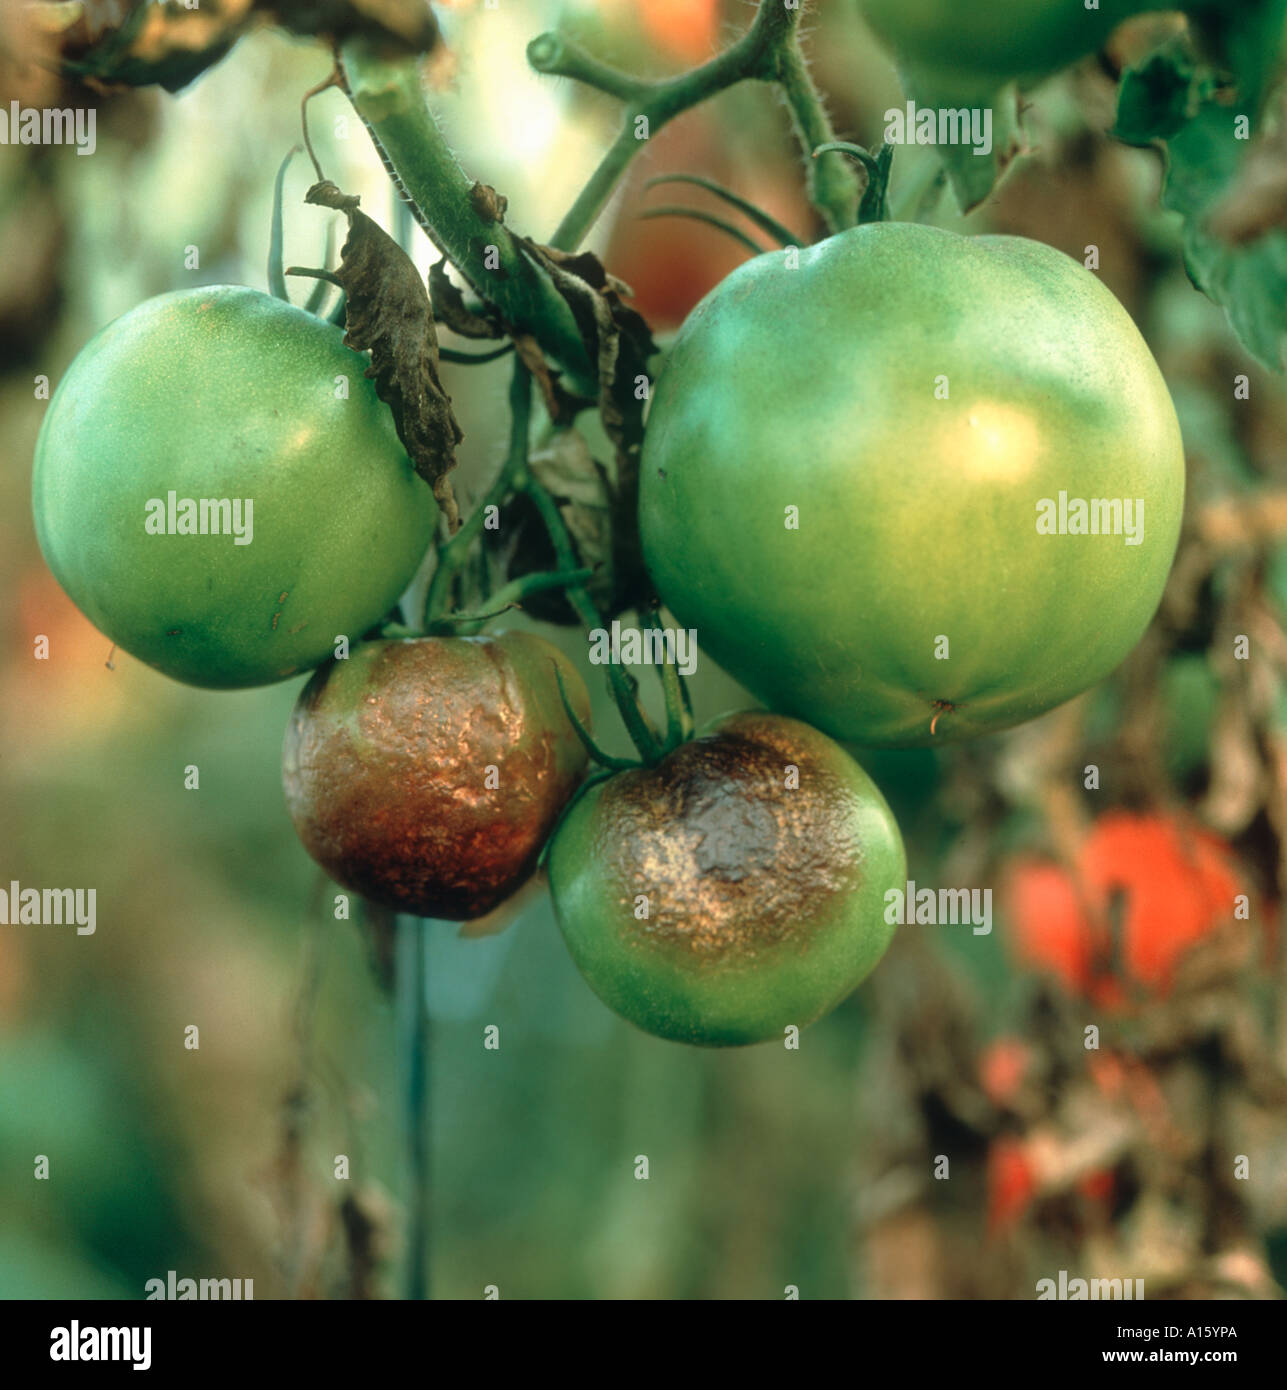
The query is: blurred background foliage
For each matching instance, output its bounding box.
[1,0,1286,1299]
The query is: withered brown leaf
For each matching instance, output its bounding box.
[52,0,440,93]
[505,238,656,618]
[427,260,503,340]
[305,179,463,531]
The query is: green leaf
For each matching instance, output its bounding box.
[1165,109,1287,370]
[893,69,1023,215]
[1114,40,1287,370]
[1183,0,1287,116]
[1112,46,1198,146]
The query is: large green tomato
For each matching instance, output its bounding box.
[859,0,1171,95]
[32,286,435,688]
[640,223,1185,747]
[547,712,906,1046]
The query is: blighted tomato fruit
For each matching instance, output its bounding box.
[547,711,906,1046]
[282,632,591,921]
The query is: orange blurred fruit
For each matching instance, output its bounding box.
[639,0,721,63]
[1004,812,1245,1007]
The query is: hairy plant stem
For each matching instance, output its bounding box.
[338,40,595,392]
[533,0,858,249]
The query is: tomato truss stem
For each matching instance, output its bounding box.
[531,0,860,250]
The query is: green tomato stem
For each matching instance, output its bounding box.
[433,567,594,636]
[422,363,533,628]
[538,0,856,250]
[648,612,688,754]
[338,40,595,391]
[518,474,665,765]
[776,39,859,234]
[395,914,430,1301]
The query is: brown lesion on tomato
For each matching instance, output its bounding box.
[283,635,591,921]
[599,715,865,960]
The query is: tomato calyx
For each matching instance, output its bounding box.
[537,605,699,870]
[929,699,957,736]
[812,141,894,224]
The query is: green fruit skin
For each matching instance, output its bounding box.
[640,222,1185,747]
[547,712,907,1046]
[859,0,1171,94]
[32,286,435,688]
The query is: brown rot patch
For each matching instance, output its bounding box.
[599,719,865,959]
[282,634,590,921]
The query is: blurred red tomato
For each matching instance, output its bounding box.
[1003,812,1245,1007]
[604,111,809,330]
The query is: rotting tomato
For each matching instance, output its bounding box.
[546,711,906,1046]
[639,221,1185,747]
[282,632,591,921]
[32,285,435,689]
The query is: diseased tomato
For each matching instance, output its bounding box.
[32,285,435,688]
[1003,812,1245,1006]
[282,632,591,921]
[640,222,1185,747]
[546,711,905,1046]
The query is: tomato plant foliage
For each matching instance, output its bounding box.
[25,0,1287,1062]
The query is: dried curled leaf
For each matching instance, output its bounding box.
[46,0,440,93]
[498,238,657,620]
[428,260,503,340]
[485,429,627,626]
[304,179,463,530]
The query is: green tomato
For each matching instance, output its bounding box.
[284,632,591,921]
[640,222,1184,747]
[32,285,435,688]
[547,712,906,1046]
[859,0,1170,95]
